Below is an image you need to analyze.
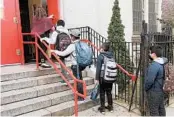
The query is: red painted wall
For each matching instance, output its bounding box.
[47,0,60,49]
[1,0,22,65]
[47,0,60,25]
[1,0,60,65]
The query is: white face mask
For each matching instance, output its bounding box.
[100,48,104,52]
[149,53,156,60]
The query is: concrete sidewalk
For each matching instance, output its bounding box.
[166,103,174,116]
[78,103,140,116]
[77,101,174,116]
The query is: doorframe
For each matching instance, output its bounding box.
[1,0,24,65]
[18,0,60,65]
[15,0,25,65]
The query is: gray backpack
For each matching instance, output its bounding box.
[100,55,117,83]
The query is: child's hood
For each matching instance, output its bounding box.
[56,26,69,34]
[154,57,168,65]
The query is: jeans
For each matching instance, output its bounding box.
[38,31,50,63]
[147,90,166,116]
[99,81,113,108]
[71,65,86,100]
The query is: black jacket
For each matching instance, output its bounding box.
[145,57,168,92]
[95,51,114,81]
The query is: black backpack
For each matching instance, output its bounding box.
[55,30,71,58]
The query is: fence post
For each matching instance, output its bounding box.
[140,20,149,116]
[87,26,97,66]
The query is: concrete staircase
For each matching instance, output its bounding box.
[0,65,97,116]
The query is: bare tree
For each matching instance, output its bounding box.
[161,0,174,27]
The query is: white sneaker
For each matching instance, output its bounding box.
[40,63,51,68]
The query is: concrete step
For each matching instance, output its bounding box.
[1,68,56,82]
[1,77,94,105]
[18,96,99,116]
[1,85,95,116]
[1,74,60,92]
[1,70,87,92]
[1,63,73,82]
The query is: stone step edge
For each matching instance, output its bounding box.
[1,77,94,105]
[1,85,95,116]
[1,71,87,93]
[18,96,99,116]
[0,64,73,82]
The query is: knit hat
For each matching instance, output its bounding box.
[70,29,81,37]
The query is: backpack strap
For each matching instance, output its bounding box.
[55,30,61,50]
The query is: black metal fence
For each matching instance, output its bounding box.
[69,26,141,106]
[69,26,174,115]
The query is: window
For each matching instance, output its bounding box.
[148,0,157,32]
[133,0,143,34]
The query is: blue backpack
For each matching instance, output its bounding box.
[75,41,93,67]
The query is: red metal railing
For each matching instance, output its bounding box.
[81,39,136,81]
[22,33,86,116]
[22,34,136,116]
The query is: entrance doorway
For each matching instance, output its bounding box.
[19,0,48,63]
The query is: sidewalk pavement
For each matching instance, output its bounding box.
[78,103,139,116]
[166,103,174,116]
[77,101,174,116]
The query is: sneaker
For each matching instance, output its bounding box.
[60,80,66,83]
[40,63,51,68]
[98,107,105,114]
[78,98,84,101]
[105,106,113,112]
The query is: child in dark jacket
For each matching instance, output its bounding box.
[145,45,167,116]
[95,42,114,114]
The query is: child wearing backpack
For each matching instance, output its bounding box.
[51,29,92,101]
[145,45,168,116]
[96,42,117,114]
[41,20,71,83]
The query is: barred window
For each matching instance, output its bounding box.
[149,0,157,32]
[133,0,143,34]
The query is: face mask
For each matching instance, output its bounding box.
[149,54,153,61]
[100,49,104,52]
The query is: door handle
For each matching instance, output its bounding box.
[13,17,18,24]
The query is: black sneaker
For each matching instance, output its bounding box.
[78,98,84,101]
[40,63,51,68]
[105,106,113,112]
[98,107,105,114]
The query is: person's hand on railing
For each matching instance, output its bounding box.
[50,50,56,53]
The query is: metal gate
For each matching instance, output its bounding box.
[69,25,174,115]
[129,21,174,115]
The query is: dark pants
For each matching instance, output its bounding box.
[38,31,50,63]
[71,65,86,100]
[99,81,113,108]
[60,57,66,76]
[147,90,166,116]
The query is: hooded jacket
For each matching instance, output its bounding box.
[95,51,114,81]
[145,57,168,92]
[52,40,80,65]
[42,26,70,44]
